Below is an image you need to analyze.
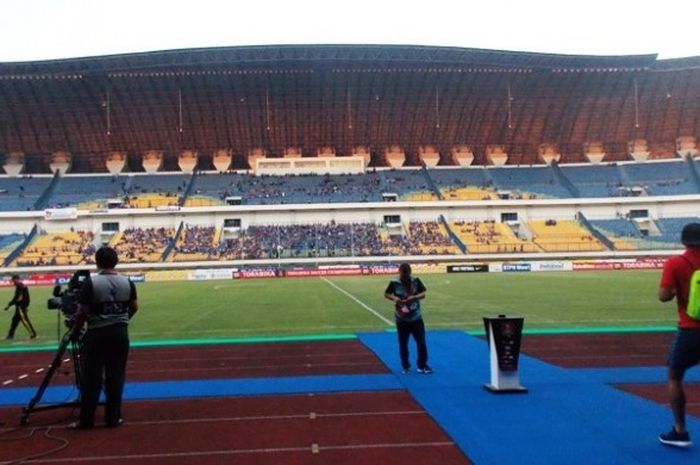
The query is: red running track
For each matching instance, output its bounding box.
[0,391,473,465]
[521,333,674,368]
[0,339,388,388]
[615,384,700,418]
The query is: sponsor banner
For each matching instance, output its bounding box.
[413,263,447,274]
[188,268,239,281]
[55,274,81,285]
[365,265,398,275]
[189,269,213,281]
[284,268,363,278]
[573,259,666,271]
[318,264,361,270]
[44,207,78,221]
[529,261,572,272]
[30,273,71,285]
[56,272,143,284]
[233,268,279,279]
[212,268,238,280]
[447,264,489,273]
[572,262,616,271]
[364,264,446,275]
[145,270,191,282]
[0,273,71,287]
[502,263,532,273]
[126,274,146,283]
[620,259,665,270]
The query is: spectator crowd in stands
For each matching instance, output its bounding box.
[14,231,96,266]
[216,221,457,259]
[114,227,174,262]
[172,226,219,259]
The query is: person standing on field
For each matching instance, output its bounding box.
[658,222,700,448]
[384,263,432,374]
[70,246,138,430]
[4,274,37,339]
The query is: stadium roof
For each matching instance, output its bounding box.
[0,44,665,77]
[1,44,698,170]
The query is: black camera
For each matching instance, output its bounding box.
[47,270,91,323]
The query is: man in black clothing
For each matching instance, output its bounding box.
[70,246,138,429]
[384,263,432,374]
[4,274,37,339]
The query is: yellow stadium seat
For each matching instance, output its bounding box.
[528,220,606,252]
[451,220,539,254]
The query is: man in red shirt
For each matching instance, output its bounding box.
[658,222,700,447]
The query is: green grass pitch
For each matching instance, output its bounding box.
[0,270,677,348]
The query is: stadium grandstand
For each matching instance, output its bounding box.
[0,45,699,267]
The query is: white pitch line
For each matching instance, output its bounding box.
[2,380,13,386]
[321,278,393,326]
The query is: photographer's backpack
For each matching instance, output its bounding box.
[681,256,700,320]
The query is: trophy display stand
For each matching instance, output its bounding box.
[483,315,527,394]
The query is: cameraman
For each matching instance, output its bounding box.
[4,274,37,339]
[70,246,138,430]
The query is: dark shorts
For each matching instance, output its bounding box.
[667,328,700,370]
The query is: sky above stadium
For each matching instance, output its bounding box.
[0,0,698,62]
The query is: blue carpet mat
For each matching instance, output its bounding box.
[0,374,400,407]
[358,330,700,465]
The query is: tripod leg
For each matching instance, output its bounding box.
[21,332,72,425]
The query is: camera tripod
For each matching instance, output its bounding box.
[20,329,83,425]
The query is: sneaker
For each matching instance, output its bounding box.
[659,427,692,448]
[417,366,434,374]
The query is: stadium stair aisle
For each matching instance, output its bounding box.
[550,161,581,197]
[421,166,444,200]
[2,226,36,267]
[179,171,197,206]
[161,221,184,261]
[32,172,60,210]
[578,212,615,250]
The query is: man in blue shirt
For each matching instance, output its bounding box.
[384,263,432,374]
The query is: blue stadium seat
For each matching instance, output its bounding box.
[488,166,571,198]
[47,175,129,208]
[0,176,52,211]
